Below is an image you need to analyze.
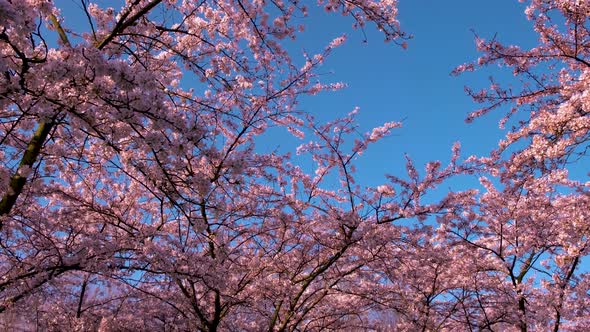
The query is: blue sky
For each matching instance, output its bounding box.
[281,0,538,188]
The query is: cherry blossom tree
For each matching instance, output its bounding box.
[441,1,590,330]
[0,0,463,330]
[4,0,590,331]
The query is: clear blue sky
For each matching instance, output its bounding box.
[283,0,537,189]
